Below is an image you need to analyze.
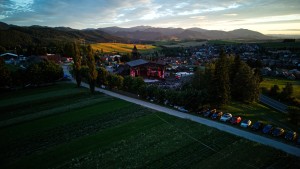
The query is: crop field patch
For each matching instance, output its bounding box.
[91,43,157,54]
[0,83,299,169]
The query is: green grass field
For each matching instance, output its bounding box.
[0,83,299,168]
[260,77,300,99]
[91,43,157,54]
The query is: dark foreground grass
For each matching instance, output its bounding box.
[0,83,299,169]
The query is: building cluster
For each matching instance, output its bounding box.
[1,42,300,80]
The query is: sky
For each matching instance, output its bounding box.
[1,0,300,35]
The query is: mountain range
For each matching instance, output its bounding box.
[0,22,124,48]
[98,26,271,41]
[0,22,272,48]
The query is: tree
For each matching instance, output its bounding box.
[132,77,145,94]
[211,50,231,106]
[67,42,82,87]
[97,67,108,86]
[122,76,134,91]
[281,83,293,100]
[39,60,63,84]
[131,45,140,60]
[0,45,6,54]
[270,85,280,97]
[86,45,98,93]
[107,74,123,89]
[26,63,42,85]
[0,58,11,88]
[230,55,241,85]
[231,62,258,102]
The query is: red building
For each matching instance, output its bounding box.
[126,59,166,79]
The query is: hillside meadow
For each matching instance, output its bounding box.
[0,83,299,169]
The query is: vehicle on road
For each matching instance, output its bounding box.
[240,119,252,128]
[262,124,274,134]
[251,121,264,131]
[211,111,223,120]
[272,127,285,137]
[230,116,242,124]
[220,113,232,122]
[284,131,297,141]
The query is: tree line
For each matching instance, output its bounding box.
[0,58,63,90]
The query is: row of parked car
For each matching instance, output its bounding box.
[196,108,299,144]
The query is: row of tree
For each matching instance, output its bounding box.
[0,58,63,89]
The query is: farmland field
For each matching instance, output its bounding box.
[0,83,299,169]
[91,43,157,54]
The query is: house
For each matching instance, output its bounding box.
[124,59,166,79]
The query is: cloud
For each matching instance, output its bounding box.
[0,0,299,35]
[223,13,238,16]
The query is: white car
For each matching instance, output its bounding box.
[240,120,252,128]
[220,113,232,122]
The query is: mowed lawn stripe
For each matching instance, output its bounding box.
[8,113,164,169]
[0,96,113,127]
[0,87,87,108]
[0,99,130,144]
[0,83,76,99]
[0,92,100,120]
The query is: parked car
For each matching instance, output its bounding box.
[240,119,252,128]
[197,108,209,115]
[251,121,264,131]
[284,131,297,141]
[272,127,285,137]
[178,107,188,112]
[220,113,232,122]
[211,111,223,120]
[262,124,274,134]
[203,110,213,117]
[230,116,242,124]
[297,137,300,145]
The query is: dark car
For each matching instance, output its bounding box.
[203,109,216,117]
[284,131,297,141]
[297,137,300,145]
[262,124,274,134]
[272,127,285,137]
[197,108,209,115]
[211,111,223,120]
[251,121,264,131]
[230,116,242,124]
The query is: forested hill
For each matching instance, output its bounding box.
[0,22,124,49]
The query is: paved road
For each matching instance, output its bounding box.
[259,94,288,113]
[63,65,300,157]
